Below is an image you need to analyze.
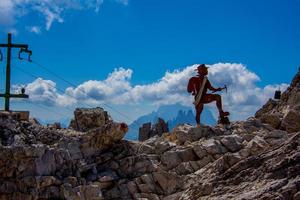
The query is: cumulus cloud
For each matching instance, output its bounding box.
[12,78,59,106]
[0,0,128,33]
[206,63,288,119]
[13,78,76,107]
[118,65,195,105]
[16,63,288,121]
[65,67,132,104]
[63,63,289,120]
[107,63,288,120]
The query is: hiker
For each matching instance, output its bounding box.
[187,64,229,127]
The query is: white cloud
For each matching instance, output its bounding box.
[13,78,76,107]
[118,65,195,105]
[17,63,288,121]
[65,67,132,103]
[0,0,15,26]
[0,0,128,33]
[205,63,288,119]
[13,78,59,106]
[27,26,41,34]
[43,7,64,31]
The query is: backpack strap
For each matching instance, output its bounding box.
[193,76,207,106]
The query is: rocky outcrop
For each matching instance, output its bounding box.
[181,132,300,200]
[1,114,296,200]
[139,122,152,141]
[255,68,300,132]
[139,118,169,141]
[69,107,111,132]
[1,70,300,200]
[0,108,128,200]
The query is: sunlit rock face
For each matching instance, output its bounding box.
[69,107,111,132]
[0,70,300,200]
[0,107,128,200]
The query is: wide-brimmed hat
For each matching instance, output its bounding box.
[195,64,208,71]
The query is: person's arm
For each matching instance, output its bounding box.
[207,80,221,92]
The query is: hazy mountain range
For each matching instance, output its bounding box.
[125,103,216,140]
[35,103,216,141]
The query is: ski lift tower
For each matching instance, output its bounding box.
[0,33,32,120]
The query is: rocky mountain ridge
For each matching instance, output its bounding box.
[0,69,300,200]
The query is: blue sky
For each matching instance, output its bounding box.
[0,0,299,124]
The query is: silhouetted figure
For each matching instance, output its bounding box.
[187,64,229,127]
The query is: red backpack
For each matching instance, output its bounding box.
[187,77,197,93]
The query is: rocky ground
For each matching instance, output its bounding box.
[0,69,300,200]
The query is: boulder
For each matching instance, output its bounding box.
[220,135,244,152]
[138,122,151,141]
[246,136,269,155]
[138,118,168,141]
[281,109,300,133]
[255,99,278,118]
[69,107,111,132]
[263,130,288,145]
[153,118,169,137]
[161,147,197,169]
[152,170,182,195]
[193,144,207,159]
[155,140,175,154]
[264,129,287,139]
[137,174,157,193]
[173,125,212,145]
[80,122,128,157]
[161,150,182,169]
[173,162,194,175]
[201,139,227,155]
[225,152,247,167]
[260,113,282,129]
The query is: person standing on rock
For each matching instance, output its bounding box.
[187,64,229,127]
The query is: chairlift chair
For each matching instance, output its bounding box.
[274,90,281,100]
[18,48,32,62]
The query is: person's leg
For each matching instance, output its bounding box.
[214,94,224,116]
[201,94,229,117]
[195,103,204,127]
